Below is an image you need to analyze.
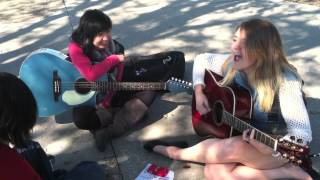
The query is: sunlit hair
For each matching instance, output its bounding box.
[71,9,112,59]
[221,19,300,112]
[0,72,37,147]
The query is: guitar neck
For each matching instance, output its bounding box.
[90,81,166,92]
[222,111,277,149]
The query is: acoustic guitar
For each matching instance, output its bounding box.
[19,48,193,117]
[191,69,309,165]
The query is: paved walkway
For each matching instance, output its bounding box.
[1,0,320,179]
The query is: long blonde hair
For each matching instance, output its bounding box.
[221,19,299,112]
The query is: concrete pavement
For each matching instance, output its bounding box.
[1,0,320,179]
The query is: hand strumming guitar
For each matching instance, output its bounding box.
[194,84,211,115]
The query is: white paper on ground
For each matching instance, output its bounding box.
[135,163,174,180]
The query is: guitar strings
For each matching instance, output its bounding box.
[54,82,166,87]
[52,82,166,90]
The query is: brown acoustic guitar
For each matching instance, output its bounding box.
[191,69,310,166]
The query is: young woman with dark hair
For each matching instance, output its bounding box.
[0,72,38,147]
[144,19,313,179]
[0,72,107,180]
[69,9,185,152]
[0,72,41,180]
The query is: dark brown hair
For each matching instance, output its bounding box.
[0,72,37,147]
[71,9,112,59]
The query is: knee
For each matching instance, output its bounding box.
[135,91,156,106]
[217,138,248,161]
[231,138,248,151]
[124,98,148,123]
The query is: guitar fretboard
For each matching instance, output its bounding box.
[89,82,166,92]
[222,111,277,149]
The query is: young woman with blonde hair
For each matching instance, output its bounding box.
[144,19,312,179]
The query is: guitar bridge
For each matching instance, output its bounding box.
[53,70,61,101]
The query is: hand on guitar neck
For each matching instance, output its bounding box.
[243,129,274,155]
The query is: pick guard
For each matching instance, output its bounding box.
[62,90,96,106]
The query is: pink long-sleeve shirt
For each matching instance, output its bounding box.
[68,42,124,108]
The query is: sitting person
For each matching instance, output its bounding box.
[68,9,185,152]
[144,19,313,179]
[0,72,106,180]
[0,72,42,180]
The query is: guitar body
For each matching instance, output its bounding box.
[19,48,99,117]
[192,69,253,138]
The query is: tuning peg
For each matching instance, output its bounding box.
[284,142,290,147]
[282,153,288,158]
[296,160,302,164]
[290,136,296,141]
[290,145,297,150]
[289,156,295,160]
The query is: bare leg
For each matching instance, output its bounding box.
[204,163,238,180]
[234,163,312,180]
[204,163,312,180]
[153,136,285,169]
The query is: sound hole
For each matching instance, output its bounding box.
[212,101,223,126]
[74,78,91,94]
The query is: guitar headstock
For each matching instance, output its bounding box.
[277,138,309,165]
[165,77,193,94]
